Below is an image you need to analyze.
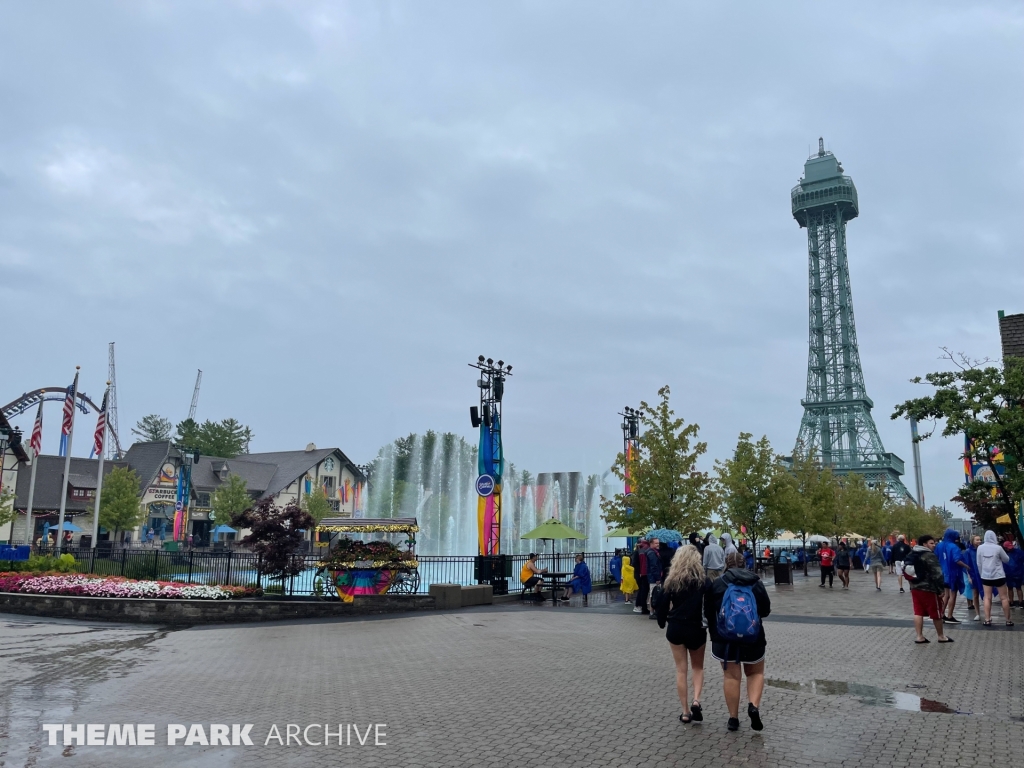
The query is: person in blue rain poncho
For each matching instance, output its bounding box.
[560,553,592,602]
[609,549,623,586]
[856,540,869,571]
[1003,540,1024,608]
[936,528,968,623]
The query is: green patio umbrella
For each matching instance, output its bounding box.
[521,518,585,541]
[604,525,645,538]
[521,518,586,572]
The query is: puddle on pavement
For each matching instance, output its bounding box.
[765,679,966,714]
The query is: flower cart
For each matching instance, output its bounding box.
[314,517,419,602]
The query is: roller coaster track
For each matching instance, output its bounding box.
[1,387,124,457]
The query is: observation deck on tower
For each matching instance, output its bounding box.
[791,138,860,227]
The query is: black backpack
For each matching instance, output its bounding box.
[902,551,923,584]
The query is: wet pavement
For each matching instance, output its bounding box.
[0,568,1021,767]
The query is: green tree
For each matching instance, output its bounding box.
[175,418,255,458]
[175,418,202,448]
[132,414,172,442]
[0,484,16,531]
[211,475,252,525]
[828,473,887,542]
[98,466,145,539]
[892,352,1024,544]
[885,499,946,543]
[601,385,715,534]
[714,433,791,557]
[777,447,838,575]
[300,484,332,526]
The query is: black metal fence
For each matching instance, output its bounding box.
[1,545,620,597]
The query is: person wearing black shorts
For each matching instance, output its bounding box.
[519,553,548,600]
[705,551,772,732]
[977,530,1013,626]
[655,544,708,725]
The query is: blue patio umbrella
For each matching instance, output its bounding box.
[60,522,83,532]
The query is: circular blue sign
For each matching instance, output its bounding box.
[475,474,495,497]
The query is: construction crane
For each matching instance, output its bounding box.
[188,370,202,421]
[106,342,122,459]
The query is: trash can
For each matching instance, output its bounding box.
[773,562,792,585]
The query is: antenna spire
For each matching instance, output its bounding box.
[818,137,825,156]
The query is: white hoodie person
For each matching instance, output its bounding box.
[719,533,738,557]
[976,530,1009,581]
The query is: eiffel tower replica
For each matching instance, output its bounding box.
[791,139,910,498]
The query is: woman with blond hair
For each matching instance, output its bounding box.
[655,544,708,724]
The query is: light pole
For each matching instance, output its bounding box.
[619,407,640,548]
[469,356,512,557]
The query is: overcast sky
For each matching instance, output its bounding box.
[2,1,1021,514]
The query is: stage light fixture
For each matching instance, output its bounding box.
[478,355,486,362]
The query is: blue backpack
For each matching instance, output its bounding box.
[717,583,761,642]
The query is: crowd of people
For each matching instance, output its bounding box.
[597,526,1024,731]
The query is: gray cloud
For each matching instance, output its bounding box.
[2,1,1021,514]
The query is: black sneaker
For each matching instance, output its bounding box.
[727,717,740,731]
[900,587,905,593]
[944,615,961,624]
[748,703,763,731]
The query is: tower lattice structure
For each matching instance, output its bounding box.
[791,139,910,498]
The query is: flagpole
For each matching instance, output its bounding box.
[91,383,110,551]
[55,367,79,556]
[25,450,39,546]
[24,401,43,546]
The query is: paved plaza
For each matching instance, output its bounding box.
[0,567,1021,768]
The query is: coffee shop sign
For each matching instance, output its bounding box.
[147,487,178,502]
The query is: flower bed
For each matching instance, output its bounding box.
[0,572,261,600]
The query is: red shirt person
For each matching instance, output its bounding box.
[818,545,836,588]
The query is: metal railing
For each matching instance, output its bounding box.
[0,545,620,598]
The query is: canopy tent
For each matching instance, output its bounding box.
[807,534,831,544]
[708,528,742,541]
[211,524,236,543]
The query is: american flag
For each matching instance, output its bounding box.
[58,373,78,457]
[91,389,108,459]
[29,401,43,458]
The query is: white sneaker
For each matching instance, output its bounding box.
[632,606,643,613]
[973,614,981,622]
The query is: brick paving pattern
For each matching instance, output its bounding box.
[0,567,1020,767]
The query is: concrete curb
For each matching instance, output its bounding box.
[0,591,435,625]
